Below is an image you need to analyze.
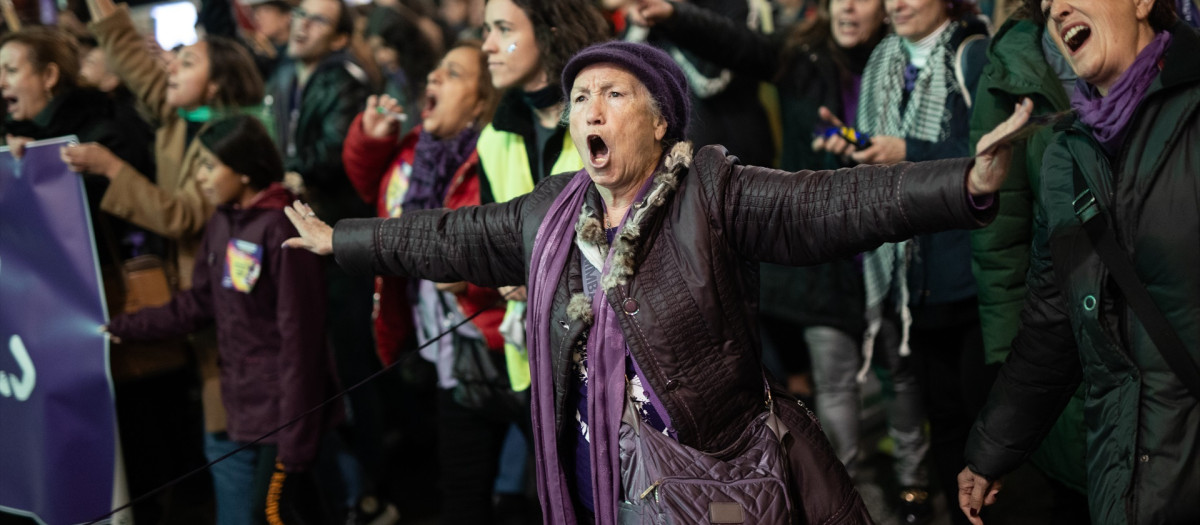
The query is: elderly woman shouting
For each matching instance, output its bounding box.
[958,0,1200,524]
[286,41,1030,525]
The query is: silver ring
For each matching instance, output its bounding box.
[305,212,316,218]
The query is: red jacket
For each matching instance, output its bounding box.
[109,184,340,472]
[342,114,503,366]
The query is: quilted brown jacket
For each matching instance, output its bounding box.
[333,144,993,524]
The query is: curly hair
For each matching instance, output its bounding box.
[496,0,609,88]
[0,27,81,97]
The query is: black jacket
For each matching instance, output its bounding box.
[333,144,993,523]
[655,1,879,332]
[268,50,373,223]
[639,0,775,168]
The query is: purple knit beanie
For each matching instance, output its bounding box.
[561,41,691,143]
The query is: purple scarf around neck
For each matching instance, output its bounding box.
[528,169,593,525]
[1071,31,1171,153]
[402,126,481,212]
[528,168,660,524]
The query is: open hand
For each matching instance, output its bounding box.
[957,466,1003,525]
[282,200,333,255]
[362,94,405,139]
[969,98,1033,196]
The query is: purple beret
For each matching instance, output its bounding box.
[561,41,691,143]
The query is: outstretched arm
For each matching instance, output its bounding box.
[283,181,539,289]
[721,99,1029,265]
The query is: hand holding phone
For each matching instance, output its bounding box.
[819,126,873,149]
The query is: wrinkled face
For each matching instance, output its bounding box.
[423,47,487,139]
[288,0,346,64]
[886,0,949,41]
[0,43,56,121]
[166,42,214,110]
[1042,0,1155,93]
[196,146,251,206]
[569,65,668,196]
[80,48,120,92]
[254,4,293,44]
[481,0,545,91]
[830,0,888,48]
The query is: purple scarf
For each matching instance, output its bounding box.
[1071,31,1171,153]
[402,126,481,212]
[528,169,592,525]
[528,168,660,524]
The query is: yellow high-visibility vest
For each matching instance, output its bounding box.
[476,123,583,391]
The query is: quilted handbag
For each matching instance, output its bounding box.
[617,386,792,524]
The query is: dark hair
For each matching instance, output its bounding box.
[333,0,355,37]
[204,36,266,108]
[947,0,982,20]
[455,39,500,126]
[1149,0,1179,30]
[494,0,609,88]
[1018,0,1176,29]
[197,115,283,190]
[779,0,887,79]
[377,6,439,99]
[0,27,81,97]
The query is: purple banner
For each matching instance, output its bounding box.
[0,137,121,524]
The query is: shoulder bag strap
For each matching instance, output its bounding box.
[1072,166,1200,399]
[954,34,990,109]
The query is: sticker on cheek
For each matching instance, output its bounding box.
[506,43,517,54]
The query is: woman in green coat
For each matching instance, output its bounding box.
[960,0,1200,522]
[965,2,1089,522]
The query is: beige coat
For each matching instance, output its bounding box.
[90,6,224,432]
[91,6,213,291]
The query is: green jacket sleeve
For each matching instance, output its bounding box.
[968,58,1037,365]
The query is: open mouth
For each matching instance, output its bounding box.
[1061,23,1091,53]
[587,134,609,167]
[422,93,438,119]
[836,20,860,31]
[3,96,16,111]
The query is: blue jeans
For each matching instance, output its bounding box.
[204,431,259,525]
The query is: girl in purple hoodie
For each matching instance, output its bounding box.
[106,115,339,523]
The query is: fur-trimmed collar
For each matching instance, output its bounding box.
[565,141,693,327]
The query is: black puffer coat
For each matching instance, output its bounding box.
[334,145,992,523]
